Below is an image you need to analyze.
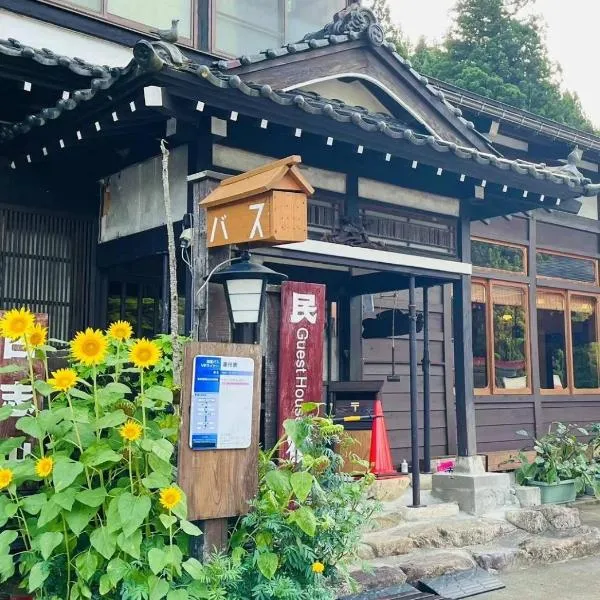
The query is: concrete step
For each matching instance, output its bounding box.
[374,501,461,531]
[362,516,516,558]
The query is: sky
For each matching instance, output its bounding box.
[388,1,600,126]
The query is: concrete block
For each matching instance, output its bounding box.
[432,472,513,515]
[514,484,541,508]
[454,455,486,475]
[396,502,460,522]
[411,473,432,490]
[368,476,411,502]
[506,509,548,533]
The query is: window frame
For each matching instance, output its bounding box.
[471,237,528,276]
[210,0,348,57]
[536,247,599,286]
[39,0,198,47]
[472,278,532,396]
[535,288,600,395]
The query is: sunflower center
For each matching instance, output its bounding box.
[83,341,100,354]
[138,348,152,361]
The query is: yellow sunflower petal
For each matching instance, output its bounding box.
[312,561,325,574]
[27,324,48,348]
[0,468,14,490]
[0,308,35,341]
[71,328,108,366]
[129,339,162,369]
[35,457,54,478]
[119,420,143,442]
[107,320,133,341]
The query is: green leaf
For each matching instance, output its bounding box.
[70,388,92,401]
[76,487,107,507]
[54,488,78,511]
[75,551,98,582]
[0,405,16,422]
[148,547,167,575]
[34,379,54,397]
[265,470,291,498]
[105,382,131,395]
[107,557,129,586]
[166,545,183,576]
[53,457,84,492]
[38,497,61,528]
[167,591,188,600]
[300,402,321,414]
[142,471,171,490]
[291,471,314,502]
[99,574,113,595]
[0,530,18,552]
[55,406,90,423]
[180,520,202,536]
[148,575,170,600]
[65,502,98,536]
[95,410,127,430]
[38,531,63,561]
[159,514,177,529]
[0,364,22,374]
[105,496,122,533]
[117,528,142,559]
[145,385,173,403]
[16,415,43,439]
[182,558,204,581]
[151,439,174,462]
[90,527,117,560]
[118,493,151,537]
[28,561,50,592]
[0,554,14,584]
[148,454,173,477]
[0,497,11,528]
[257,551,279,579]
[291,505,317,537]
[21,492,47,515]
[0,436,26,456]
[81,443,122,467]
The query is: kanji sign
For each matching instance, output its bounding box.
[277,282,326,452]
[201,156,313,248]
[0,312,48,439]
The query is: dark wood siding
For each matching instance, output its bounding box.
[474,402,535,453]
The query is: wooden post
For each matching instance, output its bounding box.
[422,285,431,474]
[408,276,421,507]
[454,210,477,457]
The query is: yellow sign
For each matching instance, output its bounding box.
[201,156,313,248]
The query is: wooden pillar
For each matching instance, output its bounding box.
[453,210,477,457]
[409,276,421,506]
[263,287,282,449]
[443,284,458,455]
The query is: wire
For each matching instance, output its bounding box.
[181,247,192,272]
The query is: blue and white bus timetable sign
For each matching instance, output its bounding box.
[189,355,255,451]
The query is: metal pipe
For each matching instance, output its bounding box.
[409,276,421,507]
[423,286,431,474]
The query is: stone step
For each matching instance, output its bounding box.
[362,516,516,559]
[374,501,460,531]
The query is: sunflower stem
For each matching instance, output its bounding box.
[92,366,100,440]
[62,515,71,599]
[10,489,32,550]
[128,442,134,493]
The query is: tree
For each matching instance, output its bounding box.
[411,0,595,132]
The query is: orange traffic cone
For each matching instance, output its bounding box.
[369,399,398,478]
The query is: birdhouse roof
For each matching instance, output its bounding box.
[200,155,315,208]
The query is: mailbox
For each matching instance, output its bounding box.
[329,381,385,473]
[200,155,314,248]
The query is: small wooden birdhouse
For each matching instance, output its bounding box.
[201,155,314,248]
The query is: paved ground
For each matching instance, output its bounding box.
[478,555,600,599]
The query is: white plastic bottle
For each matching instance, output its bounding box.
[400,459,409,474]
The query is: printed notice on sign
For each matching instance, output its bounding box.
[189,355,255,450]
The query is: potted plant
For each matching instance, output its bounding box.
[516,423,593,504]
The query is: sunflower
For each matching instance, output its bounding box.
[119,420,143,442]
[35,456,54,478]
[108,320,133,342]
[0,468,14,490]
[311,561,325,574]
[71,328,108,366]
[27,324,47,348]
[129,338,162,369]
[48,368,78,393]
[159,487,182,511]
[0,308,35,341]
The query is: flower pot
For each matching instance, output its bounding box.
[527,479,576,504]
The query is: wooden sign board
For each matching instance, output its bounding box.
[0,312,48,440]
[178,342,262,520]
[201,155,313,248]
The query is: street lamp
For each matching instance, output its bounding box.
[211,250,287,343]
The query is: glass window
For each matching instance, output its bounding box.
[493,285,528,390]
[472,239,525,273]
[571,296,600,389]
[107,0,193,38]
[537,252,597,284]
[537,291,567,390]
[214,0,345,56]
[64,0,102,10]
[472,283,489,389]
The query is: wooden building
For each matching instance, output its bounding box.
[2,1,600,466]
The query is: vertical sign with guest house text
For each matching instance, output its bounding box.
[277,282,326,450]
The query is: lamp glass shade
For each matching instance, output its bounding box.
[225,278,264,323]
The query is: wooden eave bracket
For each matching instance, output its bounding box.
[200,155,315,208]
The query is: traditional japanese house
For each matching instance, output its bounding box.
[2,1,600,476]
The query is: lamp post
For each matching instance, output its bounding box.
[211,251,287,344]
